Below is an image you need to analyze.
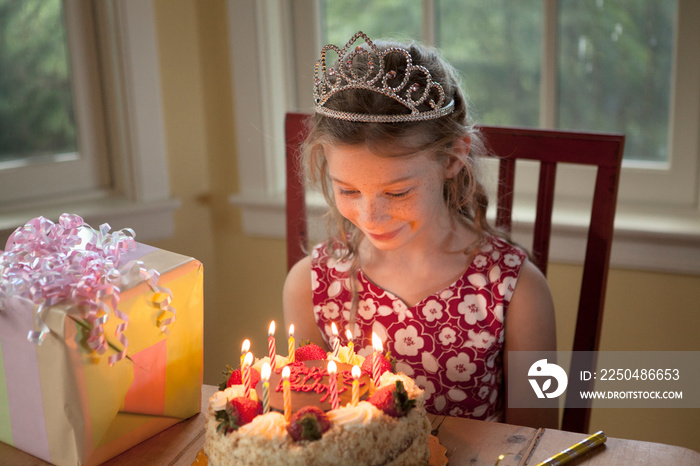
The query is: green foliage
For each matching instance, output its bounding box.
[214,404,239,434]
[219,364,236,391]
[557,0,674,162]
[319,0,676,162]
[0,0,77,162]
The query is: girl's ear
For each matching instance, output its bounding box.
[445,137,471,178]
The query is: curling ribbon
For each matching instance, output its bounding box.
[0,214,145,365]
[122,262,177,335]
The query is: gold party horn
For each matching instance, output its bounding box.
[536,431,607,466]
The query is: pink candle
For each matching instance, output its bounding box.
[331,322,340,359]
[327,360,339,410]
[288,324,295,363]
[242,351,253,398]
[351,365,361,406]
[282,366,292,423]
[371,332,383,385]
[268,320,276,372]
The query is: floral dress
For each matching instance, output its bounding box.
[311,235,526,420]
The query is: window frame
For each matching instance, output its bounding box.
[0,0,177,245]
[228,0,700,275]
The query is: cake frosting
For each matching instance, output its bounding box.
[203,346,432,466]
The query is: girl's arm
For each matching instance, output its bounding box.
[282,256,329,349]
[503,260,559,429]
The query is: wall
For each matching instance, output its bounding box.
[150,0,699,453]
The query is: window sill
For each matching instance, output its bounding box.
[0,195,180,248]
[229,193,700,275]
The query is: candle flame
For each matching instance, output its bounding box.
[261,362,271,381]
[352,365,361,378]
[331,322,338,336]
[327,360,337,374]
[345,329,353,341]
[289,323,294,337]
[243,351,253,366]
[268,320,276,336]
[241,339,250,353]
[282,365,291,380]
[372,332,383,352]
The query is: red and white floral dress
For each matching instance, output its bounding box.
[311,235,526,420]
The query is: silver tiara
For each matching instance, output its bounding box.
[313,31,455,123]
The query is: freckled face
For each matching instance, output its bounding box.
[324,144,450,251]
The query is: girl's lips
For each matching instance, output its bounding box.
[368,226,403,241]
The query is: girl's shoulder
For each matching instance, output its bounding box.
[480,234,527,259]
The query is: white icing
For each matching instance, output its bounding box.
[253,355,289,372]
[378,372,422,398]
[210,391,228,411]
[327,346,365,366]
[237,411,288,440]
[326,401,381,427]
[222,384,258,402]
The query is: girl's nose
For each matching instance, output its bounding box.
[359,197,389,228]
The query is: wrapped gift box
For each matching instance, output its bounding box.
[0,215,203,465]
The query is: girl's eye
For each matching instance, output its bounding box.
[387,190,411,199]
[338,188,358,196]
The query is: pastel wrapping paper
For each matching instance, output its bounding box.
[0,240,203,465]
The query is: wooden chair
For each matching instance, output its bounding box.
[285,112,625,434]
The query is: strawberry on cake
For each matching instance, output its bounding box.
[203,342,432,466]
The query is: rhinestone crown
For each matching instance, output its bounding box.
[313,31,455,123]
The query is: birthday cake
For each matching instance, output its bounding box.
[203,342,432,466]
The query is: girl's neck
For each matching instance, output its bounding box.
[359,213,476,270]
[357,215,480,308]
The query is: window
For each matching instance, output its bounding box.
[0,1,176,243]
[228,0,700,274]
[0,0,109,205]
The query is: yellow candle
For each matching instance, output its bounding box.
[288,324,295,363]
[351,365,361,406]
[282,366,292,423]
[345,329,355,361]
[261,362,271,414]
[240,339,250,367]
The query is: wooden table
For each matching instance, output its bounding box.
[3,385,699,465]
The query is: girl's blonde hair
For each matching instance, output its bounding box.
[301,38,506,326]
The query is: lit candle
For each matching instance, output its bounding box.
[372,332,383,385]
[288,324,295,363]
[331,322,340,359]
[261,362,271,414]
[240,339,250,367]
[268,320,276,372]
[351,365,361,406]
[327,360,339,410]
[282,366,292,423]
[242,351,253,398]
[345,328,355,361]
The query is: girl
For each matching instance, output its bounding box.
[283,31,557,428]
